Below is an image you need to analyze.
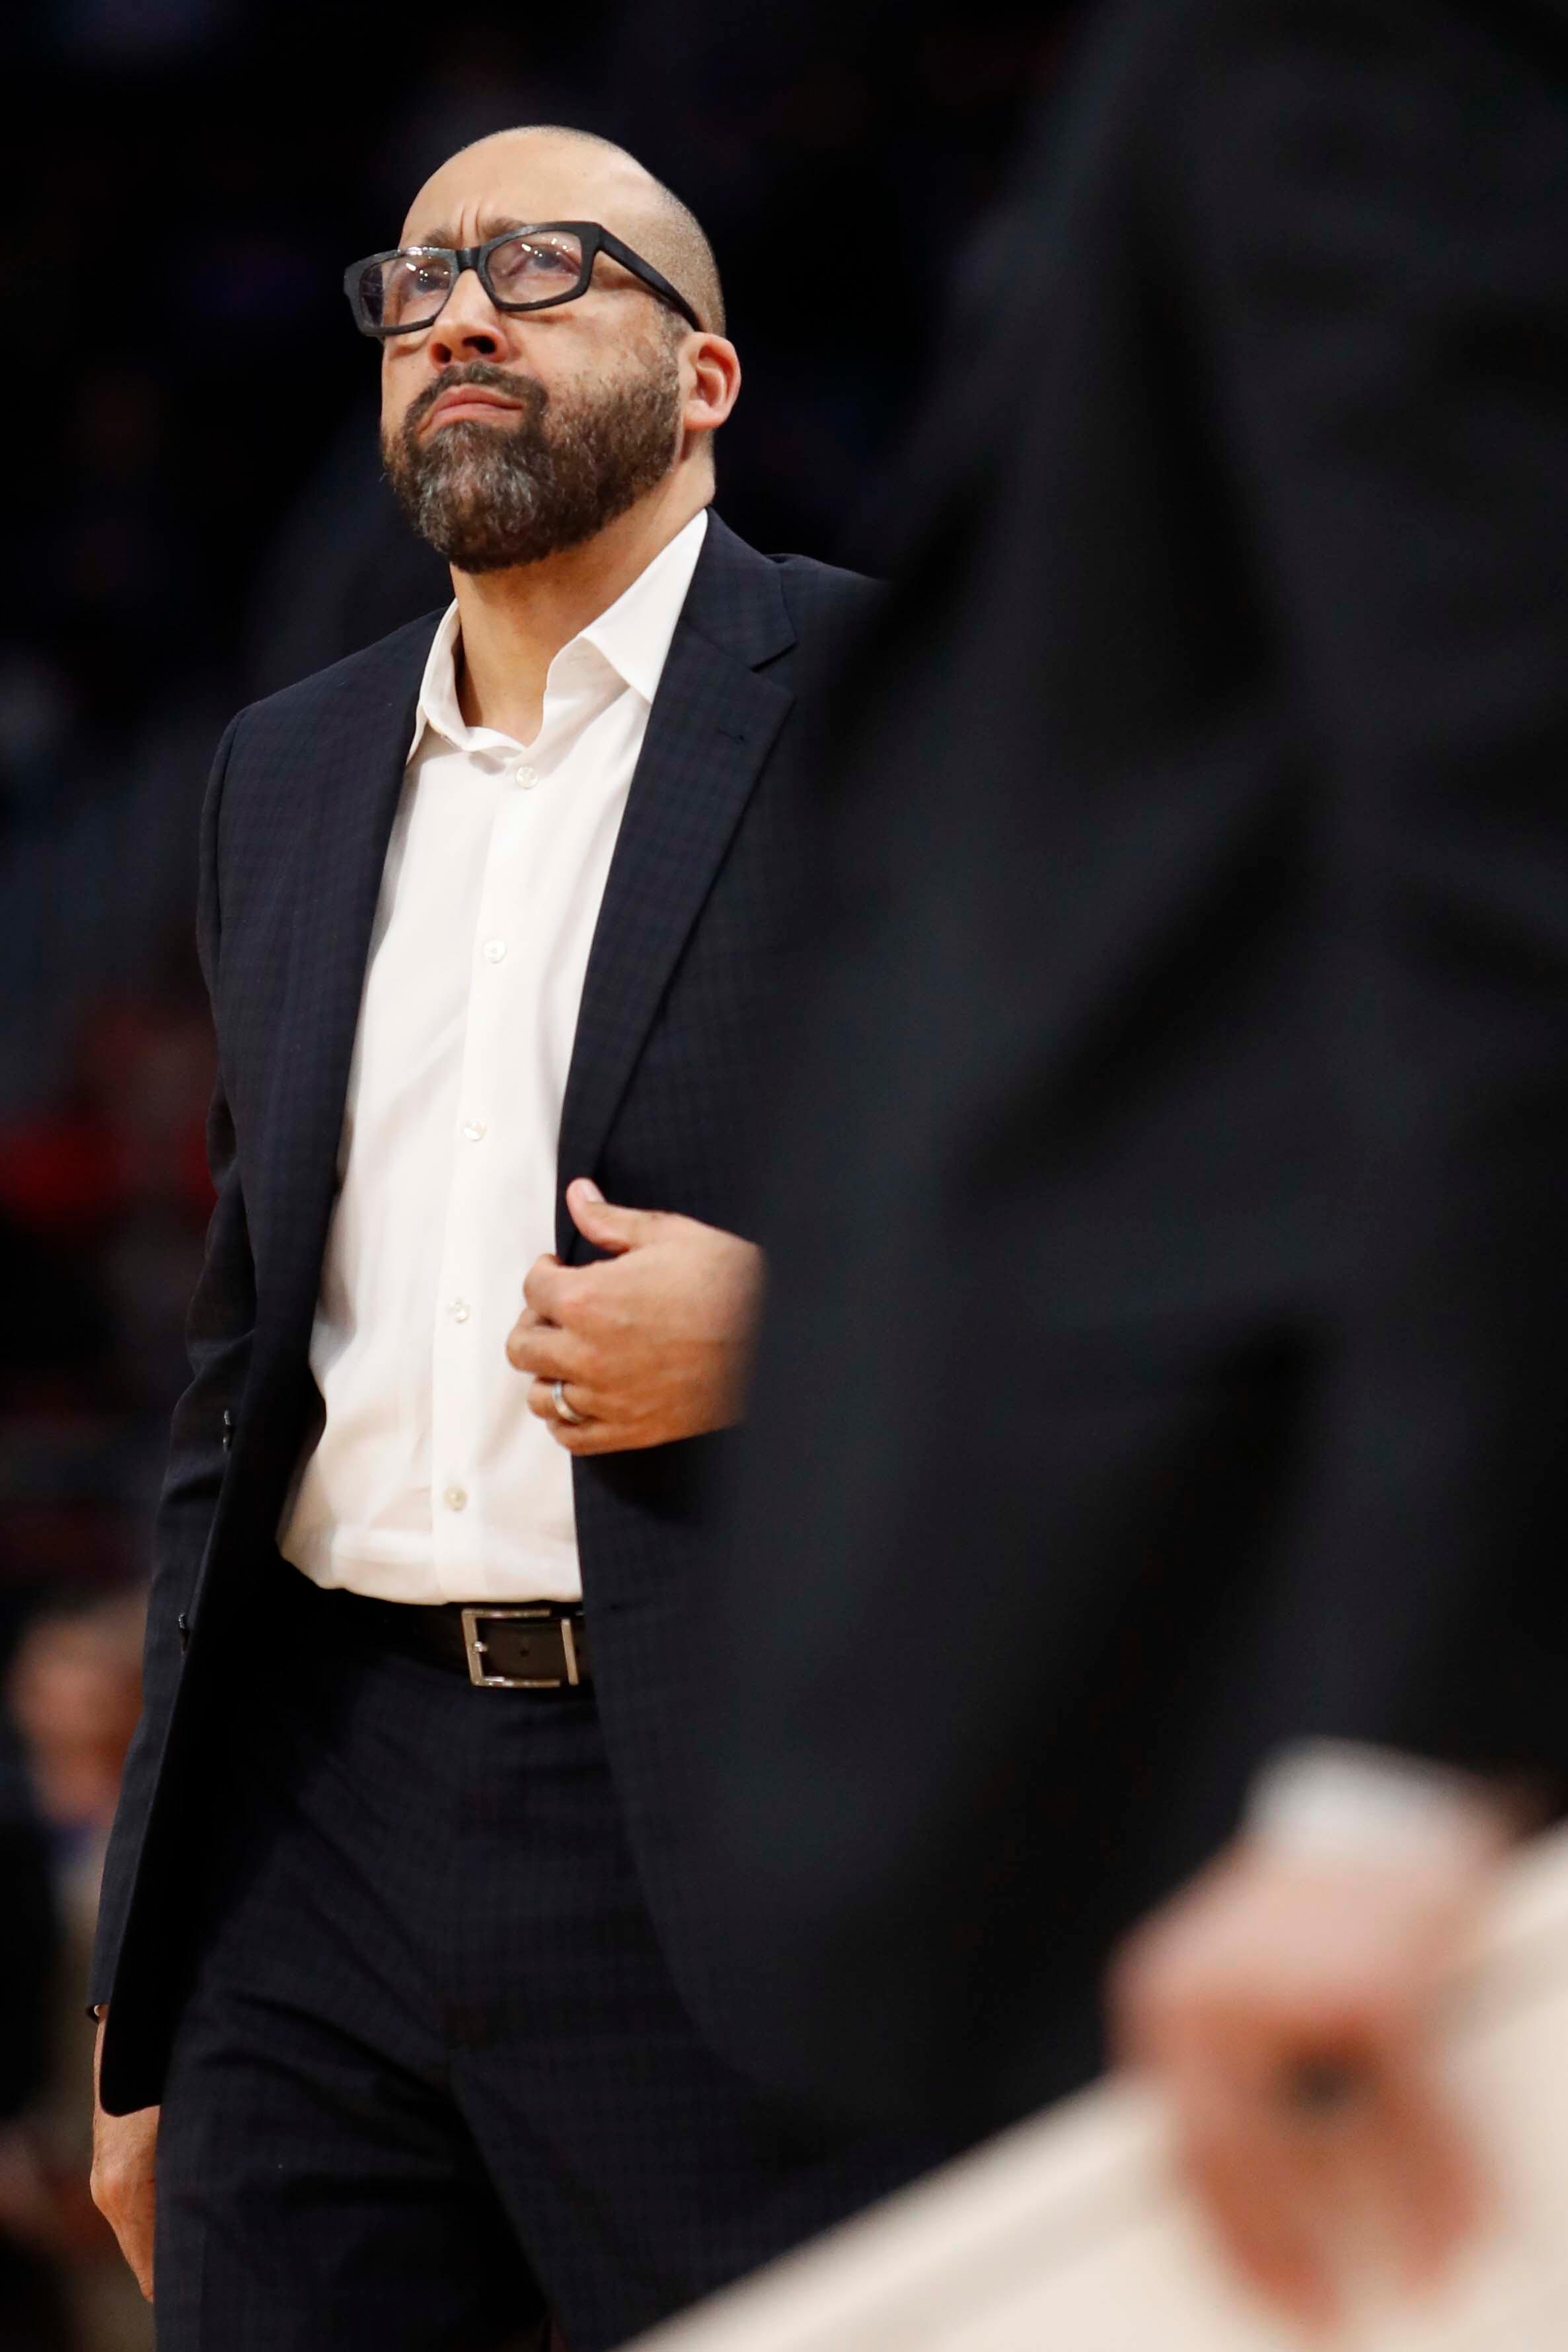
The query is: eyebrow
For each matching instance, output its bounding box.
[402,215,544,252]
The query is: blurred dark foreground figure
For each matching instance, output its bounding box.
[708,0,1568,2328]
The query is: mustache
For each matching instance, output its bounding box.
[402,361,548,437]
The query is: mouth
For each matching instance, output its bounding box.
[422,386,523,432]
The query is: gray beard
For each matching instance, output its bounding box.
[383,354,684,574]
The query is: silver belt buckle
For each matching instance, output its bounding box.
[460,1605,580,1690]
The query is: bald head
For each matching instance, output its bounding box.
[404,125,726,336]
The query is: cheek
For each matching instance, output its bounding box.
[381,354,418,444]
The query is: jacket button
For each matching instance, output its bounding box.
[177,1612,191,1651]
[221,1410,234,1452]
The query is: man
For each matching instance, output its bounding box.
[88,125,926,2352]
[704,0,1568,2330]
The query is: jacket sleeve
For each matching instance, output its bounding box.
[89,714,256,2012]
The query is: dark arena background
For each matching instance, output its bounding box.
[0,4,1077,2345]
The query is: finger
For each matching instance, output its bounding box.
[547,1414,624,1454]
[1175,2063,1340,2331]
[1366,2050,1485,2289]
[527,1377,572,1422]
[507,1320,585,1379]
[525,1381,632,1454]
[566,1178,667,1256]
[527,1376,603,1428]
[523,1254,572,1321]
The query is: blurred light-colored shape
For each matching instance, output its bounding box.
[637,1825,1568,2352]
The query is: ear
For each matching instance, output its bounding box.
[681,334,741,462]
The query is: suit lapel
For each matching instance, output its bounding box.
[263,624,435,1344]
[556,518,795,1254]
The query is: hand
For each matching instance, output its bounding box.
[1109,1835,1505,2333]
[507,1179,765,1454]
[90,2014,158,2301]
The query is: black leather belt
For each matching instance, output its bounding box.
[311,1586,591,1692]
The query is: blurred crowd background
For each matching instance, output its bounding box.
[0,0,1079,2341]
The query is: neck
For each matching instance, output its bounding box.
[451,473,711,743]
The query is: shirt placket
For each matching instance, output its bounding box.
[429,743,519,1592]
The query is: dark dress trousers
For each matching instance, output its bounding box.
[703,0,1568,2138]
[89,515,932,2349]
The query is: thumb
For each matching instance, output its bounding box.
[566,1176,664,1255]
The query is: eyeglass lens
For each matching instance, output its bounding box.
[357,229,588,332]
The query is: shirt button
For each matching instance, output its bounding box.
[461,1118,487,1143]
[483,938,507,964]
[448,1299,470,1323]
[443,1484,468,1512]
[515,765,538,789]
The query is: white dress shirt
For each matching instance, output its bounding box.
[1247,1741,1502,1869]
[279,510,708,1605]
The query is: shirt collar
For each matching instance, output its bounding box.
[406,508,709,763]
[408,602,468,760]
[576,506,708,704]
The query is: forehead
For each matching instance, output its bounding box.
[400,137,646,248]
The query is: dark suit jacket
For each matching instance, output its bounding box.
[703,0,1568,2134]
[91,513,877,2117]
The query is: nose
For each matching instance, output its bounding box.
[426,264,504,364]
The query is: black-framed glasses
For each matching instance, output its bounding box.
[344,221,702,340]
